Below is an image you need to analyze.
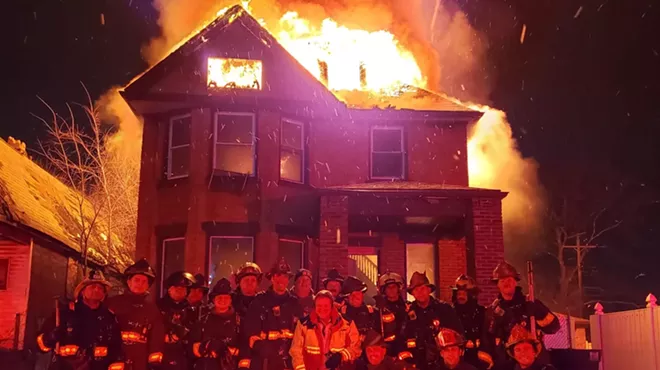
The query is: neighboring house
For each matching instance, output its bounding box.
[0,137,131,350]
[122,5,506,304]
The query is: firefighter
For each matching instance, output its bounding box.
[185,274,211,329]
[435,328,478,370]
[398,271,464,370]
[374,272,407,358]
[451,275,493,370]
[341,276,379,338]
[232,262,263,318]
[322,269,345,303]
[504,325,557,370]
[289,290,361,370]
[239,257,304,370]
[291,268,315,316]
[159,271,196,370]
[188,278,240,370]
[107,258,165,370]
[355,330,405,370]
[486,262,559,370]
[36,270,124,370]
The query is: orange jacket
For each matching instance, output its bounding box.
[290,309,361,370]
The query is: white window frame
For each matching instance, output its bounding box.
[213,112,257,176]
[279,238,305,269]
[161,237,185,294]
[280,118,305,184]
[167,114,192,180]
[370,126,405,180]
[208,236,255,281]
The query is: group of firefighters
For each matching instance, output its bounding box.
[36,257,561,370]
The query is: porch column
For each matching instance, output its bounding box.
[438,238,467,302]
[319,195,349,277]
[380,233,405,281]
[471,197,505,305]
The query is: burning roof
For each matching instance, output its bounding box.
[0,138,132,271]
[124,4,480,118]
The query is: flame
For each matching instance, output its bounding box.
[207,58,263,90]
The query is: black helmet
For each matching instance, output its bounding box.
[209,278,233,300]
[124,258,156,286]
[234,262,263,284]
[164,271,196,289]
[191,273,210,292]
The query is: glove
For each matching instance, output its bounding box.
[325,353,342,369]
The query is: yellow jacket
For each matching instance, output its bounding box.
[290,310,361,370]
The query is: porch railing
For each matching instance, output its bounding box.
[348,255,378,286]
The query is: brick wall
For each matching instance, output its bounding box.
[0,243,31,349]
[438,238,467,302]
[379,233,405,280]
[319,195,349,277]
[472,198,505,305]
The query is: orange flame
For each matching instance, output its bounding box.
[207,58,263,90]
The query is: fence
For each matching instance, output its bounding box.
[590,294,660,370]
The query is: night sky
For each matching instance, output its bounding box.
[4,0,660,312]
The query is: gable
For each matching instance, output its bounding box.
[125,5,341,109]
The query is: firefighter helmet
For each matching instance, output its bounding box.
[164,271,196,289]
[191,273,210,292]
[491,261,521,283]
[505,324,542,358]
[74,269,112,298]
[407,271,436,294]
[294,268,313,282]
[363,329,386,349]
[209,278,232,300]
[378,272,404,293]
[451,274,479,292]
[124,258,156,286]
[265,257,293,279]
[341,276,368,296]
[234,262,263,284]
[322,269,345,286]
[436,328,466,349]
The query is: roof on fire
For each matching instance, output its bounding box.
[124,5,481,118]
[325,181,507,199]
[0,138,132,271]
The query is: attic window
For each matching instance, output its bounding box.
[207,57,262,90]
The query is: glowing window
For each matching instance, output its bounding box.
[207,57,262,90]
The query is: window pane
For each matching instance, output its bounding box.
[214,145,254,174]
[280,149,303,183]
[216,114,254,144]
[281,121,302,150]
[209,237,254,287]
[372,129,402,152]
[169,146,190,178]
[279,240,303,274]
[406,243,436,301]
[372,152,403,178]
[162,239,185,293]
[171,116,191,147]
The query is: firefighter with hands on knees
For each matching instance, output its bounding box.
[188,278,240,370]
[239,257,304,370]
[291,269,315,316]
[107,258,165,370]
[435,328,478,370]
[185,274,211,326]
[36,270,124,370]
[289,290,361,370]
[486,262,559,370]
[398,271,464,370]
[505,325,557,370]
[451,275,494,370]
[355,330,406,370]
[373,272,408,358]
[232,262,264,319]
[158,271,196,370]
[322,269,346,304]
[340,276,380,339]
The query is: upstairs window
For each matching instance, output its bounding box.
[214,112,256,175]
[280,119,304,183]
[207,57,262,91]
[371,127,405,179]
[167,114,192,179]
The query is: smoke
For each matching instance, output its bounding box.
[139,0,544,258]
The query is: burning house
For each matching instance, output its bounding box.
[122,5,506,303]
